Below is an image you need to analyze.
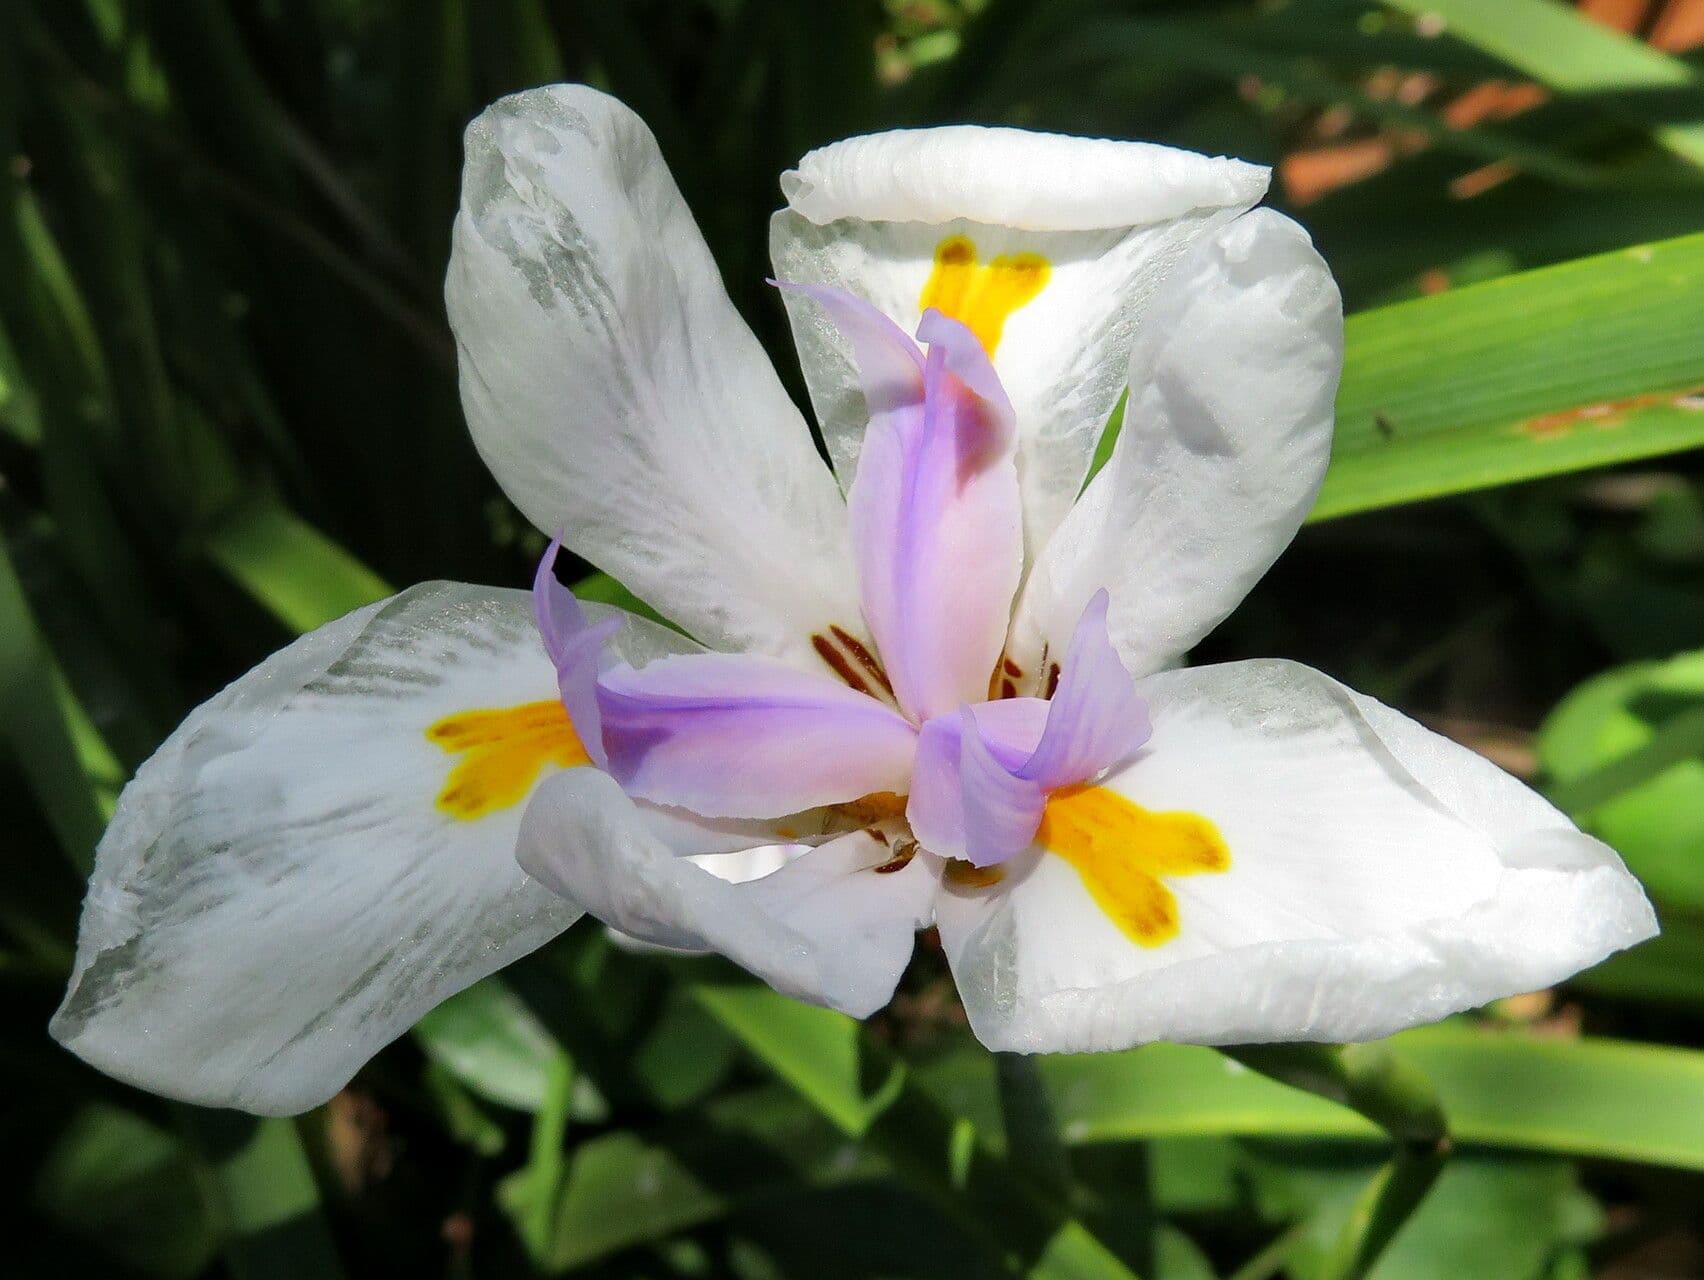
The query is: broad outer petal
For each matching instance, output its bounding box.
[50,584,744,1114]
[448,84,863,667]
[936,659,1656,1054]
[772,126,1268,560]
[519,769,937,1017]
[1013,209,1343,679]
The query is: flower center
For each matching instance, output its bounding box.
[1036,784,1229,946]
[428,700,588,820]
[920,235,1049,356]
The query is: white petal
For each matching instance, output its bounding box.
[447,85,861,666]
[520,769,935,1017]
[51,583,706,1115]
[771,128,1267,561]
[781,126,1267,232]
[937,660,1656,1054]
[1012,209,1344,680]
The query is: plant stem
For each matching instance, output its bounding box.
[994,1052,1074,1206]
[520,1052,575,1260]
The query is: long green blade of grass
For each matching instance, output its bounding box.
[204,497,393,632]
[0,535,108,870]
[916,1026,1704,1173]
[1314,232,1704,520]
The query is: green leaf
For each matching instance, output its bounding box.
[688,980,900,1136]
[204,496,392,632]
[629,987,739,1110]
[923,1026,1704,1171]
[413,977,566,1112]
[1537,648,1704,911]
[688,979,1143,1280]
[1381,0,1704,169]
[178,1112,346,1280]
[1051,17,1612,189]
[0,535,109,869]
[1570,916,1704,1007]
[1395,1027,1704,1171]
[35,1104,219,1279]
[504,1084,881,1271]
[573,569,668,627]
[1261,1152,1598,1280]
[1314,233,1704,520]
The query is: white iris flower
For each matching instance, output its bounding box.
[51,85,1656,1116]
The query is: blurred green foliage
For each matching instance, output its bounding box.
[4,1,1704,1277]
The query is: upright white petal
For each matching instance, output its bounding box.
[771,125,1268,560]
[1012,209,1343,679]
[520,769,936,1018]
[52,584,693,1115]
[936,660,1655,1055]
[448,85,862,667]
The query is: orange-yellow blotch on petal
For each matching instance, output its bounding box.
[427,700,589,820]
[920,235,1049,356]
[1037,784,1230,947]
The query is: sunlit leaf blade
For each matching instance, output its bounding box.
[204,497,391,631]
[1537,648,1704,912]
[1047,18,1612,188]
[687,982,892,1137]
[923,1026,1704,1172]
[1314,233,1704,520]
[413,978,567,1113]
[1381,0,1704,168]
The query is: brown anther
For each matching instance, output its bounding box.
[812,633,874,696]
[1045,662,1062,698]
[872,839,917,875]
[831,625,894,695]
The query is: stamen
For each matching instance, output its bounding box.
[830,624,894,695]
[1045,662,1062,699]
[1037,784,1229,947]
[988,651,1026,700]
[428,700,588,820]
[811,633,874,696]
[872,836,918,875]
[920,236,1050,356]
